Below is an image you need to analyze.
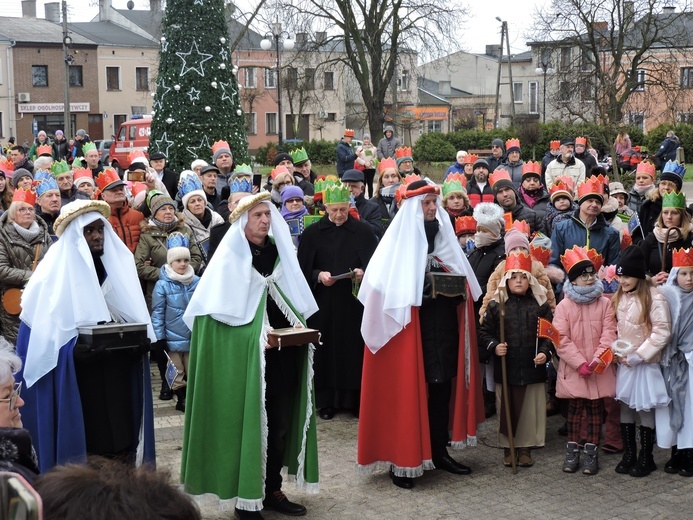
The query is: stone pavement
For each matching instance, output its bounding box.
[152,383,693,520]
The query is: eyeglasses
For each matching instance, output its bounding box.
[0,381,22,411]
[580,272,597,281]
[17,207,35,214]
[286,198,303,205]
[274,181,292,188]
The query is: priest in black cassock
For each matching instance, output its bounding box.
[298,184,378,420]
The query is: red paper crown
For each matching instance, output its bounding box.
[506,138,521,150]
[550,140,561,150]
[455,216,477,236]
[549,176,575,198]
[95,167,121,191]
[592,173,609,186]
[131,182,147,198]
[560,245,603,273]
[271,165,290,180]
[128,150,147,164]
[395,147,413,159]
[576,178,605,200]
[512,219,530,236]
[575,136,587,146]
[73,168,94,185]
[0,158,14,174]
[522,161,541,177]
[37,144,52,157]
[672,248,693,269]
[636,161,656,177]
[344,129,355,137]
[378,157,397,173]
[530,244,551,266]
[12,187,37,206]
[489,168,512,187]
[445,173,467,189]
[503,212,513,231]
[402,173,422,185]
[211,140,230,155]
[462,153,478,165]
[505,251,532,273]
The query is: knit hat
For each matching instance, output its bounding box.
[616,245,647,280]
[55,130,64,137]
[504,228,529,254]
[473,158,489,171]
[273,152,294,166]
[491,138,505,152]
[473,202,504,235]
[549,176,574,202]
[191,159,208,171]
[395,147,413,167]
[166,232,191,264]
[281,185,305,206]
[660,160,685,191]
[212,140,232,164]
[576,178,605,205]
[363,133,371,141]
[147,190,176,216]
[530,233,552,266]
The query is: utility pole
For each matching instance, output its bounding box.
[62,1,72,137]
[493,25,504,129]
[504,21,515,124]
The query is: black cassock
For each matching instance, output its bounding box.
[297,215,378,410]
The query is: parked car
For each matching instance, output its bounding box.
[93,139,113,166]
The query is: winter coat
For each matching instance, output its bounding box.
[628,186,655,216]
[336,139,357,177]
[508,202,543,234]
[518,187,550,223]
[541,150,558,179]
[498,160,524,188]
[575,152,597,174]
[183,207,224,267]
[60,187,90,207]
[354,192,383,238]
[485,154,505,173]
[0,212,52,343]
[134,216,202,308]
[549,210,621,268]
[108,204,144,253]
[51,138,70,161]
[614,288,671,364]
[376,131,401,160]
[466,178,494,208]
[639,227,693,275]
[480,259,556,322]
[444,162,465,179]
[543,201,577,236]
[637,189,662,240]
[151,266,200,352]
[545,155,586,188]
[655,136,679,162]
[479,293,553,386]
[553,294,617,399]
[28,137,53,160]
[467,238,505,297]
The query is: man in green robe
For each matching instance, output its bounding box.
[181,192,320,520]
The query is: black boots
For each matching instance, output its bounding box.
[159,384,173,401]
[679,449,693,477]
[629,426,656,477]
[615,423,637,474]
[174,388,186,413]
[665,445,682,474]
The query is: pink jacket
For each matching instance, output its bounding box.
[554,296,617,399]
[614,288,670,363]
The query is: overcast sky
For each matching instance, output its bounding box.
[6,0,543,55]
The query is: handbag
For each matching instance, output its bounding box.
[2,244,41,316]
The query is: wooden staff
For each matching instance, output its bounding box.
[499,286,517,474]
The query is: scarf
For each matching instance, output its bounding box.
[474,230,500,248]
[150,217,178,233]
[164,264,195,285]
[519,187,543,209]
[632,184,653,195]
[281,204,308,220]
[563,279,604,305]
[12,221,41,242]
[653,224,684,244]
[424,220,439,253]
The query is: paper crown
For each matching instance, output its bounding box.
[82,142,97,154]
[575,136,587,146]
[230,178,253,194]
[73,168,95,186]
[635,161,656,177]
[37,144,52,157]
[560,245,603,274]
[212,140,231,155]
[455,216,477,236]
[50,160,71,177]
[505,138,521,151]
[662,160,686,177]
[378,157,397,173]
[550,140,561,150]
[395,147,413,159]
[442,173,467,197]
[131,182,147,198]
[95,167,121,191]
[271,165,290,181]
[290,147,309,164]
[344,129,355,137]
[402,173,421,185]
[462,153,478,165]
[592,173,609,186]
[505,251,532,274]
[167,232,190,250]
[33,169,59,196]
[662,191,687,209]
[0,158,14,174]
[12,187,37,206]
[672,248,693,269]
[314,175,339,193]
[549,176,575,200]
[522,161,541,178]
[577,177,605,201]
[503,212,513,231]
[128,150,147,165]
[530,244,551,266]
[489,168,512,187]
[512,219,530,236]
[178,173,204,199]
[234,163,253,175]
[323,183,350,204]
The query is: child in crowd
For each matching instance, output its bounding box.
[658,248,693,476]
[552,246,617,475]
[609,182,635,222]
[151,233,200,413]
[479,251,553,468]
[454,215,476,254]
[543,177,577,235]
[612,246,671,477]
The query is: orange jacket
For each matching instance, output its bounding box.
[109,204,144,253]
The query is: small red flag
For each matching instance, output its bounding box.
[537,317,560,348]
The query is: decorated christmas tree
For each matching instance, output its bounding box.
[149,0,250,172]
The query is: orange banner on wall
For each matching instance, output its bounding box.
[399,106,449,120]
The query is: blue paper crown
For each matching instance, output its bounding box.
[229,178,253,194]
[166,232,190,250]
[178,173,204,199]
[33,169,59,196]
[662,160,686,177]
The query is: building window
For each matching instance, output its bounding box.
[266,112,277,134]
[558,81,571,102]
[580,51,593,71]
[32,65,48,87]
[69,65,83,87]
[136,67,149,91]
[629,112,644,132]
[265,69,276,88]
[286,68,298,89]
[106,67,120,90]
[326,112,336,121]
[244,112,257,134]
[677,112,693,124]
[304,68,315,90]
[682,67,693,88]
[427,120,442,133]
[244,67,256,88]
[324,71,334,90]
[581,78,594,102]
[399,69,410,91]
[529,81,538,114]
[559,48,572,72]
[131,106,147,115]
[513,82,523,104]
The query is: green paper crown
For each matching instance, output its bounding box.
[314,176,339,193]
[82,142,97,153]
[323,184,350,204]
[235,163,253,175]
[290,147,309,164]
[50,160,71,177]
[662,191,687,210]
[442,179,465,198]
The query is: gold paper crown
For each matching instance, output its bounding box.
[395,147,413,159]
[73,168,94,184]
[37,144,52,157]
[672,248,693,269]
[530,244,551,267]
[636,161,656,177]
[323,183,350,204]
[378,157,397,173]
[505,251,532,274]
[11,187,37,206]
[549,176,575,200]
[0,158,15,173]
[575,136,587,146]
[489,169,512,187]
[560,245,603,274]
[462,153,478,165]
[455,216,477,236]
[402,173,422,185]
[522,161,541,177]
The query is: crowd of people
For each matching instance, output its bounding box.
[0,125,692,519]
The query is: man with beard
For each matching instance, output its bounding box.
[545,138,586,187]
[467,158,495,208]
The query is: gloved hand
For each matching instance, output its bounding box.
[626,353,643,367]
[578,363,594,378]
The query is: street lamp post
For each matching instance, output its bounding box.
[261,24,294,152]
[62,0,73,137]
[534,61,555,124]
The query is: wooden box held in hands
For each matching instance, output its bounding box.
[425,273,467,299]
[267,327,321,349]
